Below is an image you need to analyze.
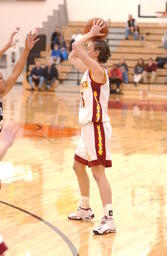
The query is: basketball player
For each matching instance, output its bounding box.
[0,123,20,256]
[0,31,18,59]
[68,20,116,234]
[0,30,39,130]
[0,31,18,129]
[0,234,7,256]
[0,123,20,159]
[0,31,38,255]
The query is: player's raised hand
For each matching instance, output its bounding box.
[25,31,39,51]
[89,19,106,37]
[7,30,19,48]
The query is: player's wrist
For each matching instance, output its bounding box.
[6,42,11,48]
[24,47,30,55]
[87,31,94,38]
[0,139,10,152]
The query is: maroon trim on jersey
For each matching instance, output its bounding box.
[88,159,112,168]
[89,70,107,85]
[93,122,107,164]
[89,72,103,123]
[0,241,8,254]
[74,154,88,165]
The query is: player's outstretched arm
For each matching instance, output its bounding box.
[72,20,105,79]
[1,32,39,97]
[0,31,18,59]
[0,123,20,160]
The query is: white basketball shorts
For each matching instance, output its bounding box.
[74,122,112,168]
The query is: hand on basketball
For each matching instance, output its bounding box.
[0,123,20,148]
[89,19,106,37]
[25,32,39,51]
[7,31,18,48]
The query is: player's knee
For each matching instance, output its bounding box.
[92,172,101,183]
[92,169,106,183]
[73,162,85,176]
[73,162,80,174]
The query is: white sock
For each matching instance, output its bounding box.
[104,204,113,217]
[80,196,90,209]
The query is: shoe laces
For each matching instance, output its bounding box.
[100,216,108,225]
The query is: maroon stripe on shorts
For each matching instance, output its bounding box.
[0,241,8,254]
[88,159,112,168]
[93,122,106,163]
[74,154,88,165]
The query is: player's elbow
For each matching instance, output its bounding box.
[68,51,73,60]
[68,51,74,64]
[72,42,79,53]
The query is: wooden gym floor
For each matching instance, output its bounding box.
[0,86,167,256]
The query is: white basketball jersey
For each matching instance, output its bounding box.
[79,69,110,125]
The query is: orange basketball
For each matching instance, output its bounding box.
[84,18,108,39]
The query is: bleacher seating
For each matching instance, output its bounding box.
[24,20,167,95]
[62,21,167,95]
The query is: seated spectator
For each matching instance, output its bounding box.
[156,56,167,68]
[51,26,61,50]
[133,58,145,86]
[162,32,167,49]
[59,34,67,49]
[69,34,76,52]
[125,14,139,40]
[118,58,128,83]
[28,60,44,91]
[106,18,111,29]
[61,47,68,61]
[44,59,59,90]
[143,58,157,84]
[51,44,62,64]
[109,64,123,94]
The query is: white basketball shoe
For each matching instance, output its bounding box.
[93,216,116,235]
[68,206,95,221]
